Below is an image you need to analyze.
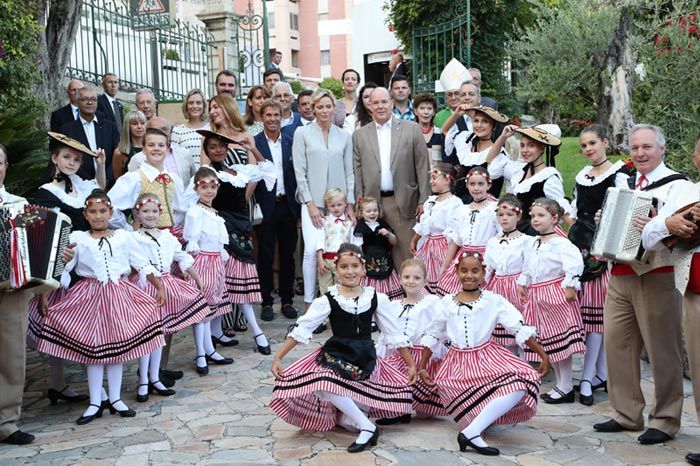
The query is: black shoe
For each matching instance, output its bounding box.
[47,386,90,405]
[149,381,176,396]
[457,433,499,456]
[211,335,239,347]
[686,452,700,465]
[136,384,149,403]
[371,322,379,333]
[638,428,672,445]
[160,374,176,388]
[160,369,183,380]
[260,305,275,322]
[593,419,628,432]
[313,323,327,334]
[347,428,379,453]
[76,403,104,425]
[376,414,411,426]
[281,304,298,319]
[206,352,234,365]
[254,333,271,355]
[575,375,607,393]
[194,355,209,376]
[108,399,136,417]
[540,388,575,404]
[1,430,35,445]
[578,380,594,406]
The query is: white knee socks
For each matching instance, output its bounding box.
[138,355,150,395]
[193,322,206,367]
[241,303,267,346]
[84,364,104,416]
[202,320,224,361]
[555,357,573,393]
[322,392,375,443]
[461,390,525,447]
[107,363,127,411]
[581,332,604,396]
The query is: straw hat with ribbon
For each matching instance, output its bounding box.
[48,132,97,157]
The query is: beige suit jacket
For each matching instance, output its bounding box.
[353,118,430,219]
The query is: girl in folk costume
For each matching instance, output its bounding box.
[435,166,500,296]
[374,259,445,426]
[516,198,586,404]
[29,133,106,405]
[270,243,417,453]
[484,195,534,351]
[36,190,166,425]
[569,125,629,405]
[183,167,235,373]
[410,163,463,293]
[130,193,212,400]
[418,252,549,456]
[108,128,187,233]
[486,124,573,235]
[196,129,272,355]
[444,105,510,203]
[353,196,403,300]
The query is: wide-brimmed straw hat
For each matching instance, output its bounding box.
[48,132,97,157]
[467,105,509,124]
[514,124,562,147]
[196,129,237,144]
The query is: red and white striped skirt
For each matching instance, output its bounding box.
[375,347,447,417]
[35,278,164,365]
[415,234,448,293]
[522,277,586,363]
[270,347,413,431]
[435,342,540,429]
[27,288,67,348]
[362,270,404,301]
[129,272,212,334]
[225,257,262,304]
[435,245,486,297]
[485,273,524,347]
[579,269,609,334]
[190,252,231,319]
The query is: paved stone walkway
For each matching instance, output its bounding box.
[2,301,699,465]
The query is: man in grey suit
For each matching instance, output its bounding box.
[353,87,430,267]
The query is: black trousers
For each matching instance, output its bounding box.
[255,199,298,306]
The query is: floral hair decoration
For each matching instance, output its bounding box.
[134,196,163,212]
[195,178,220,189]
[333,250,366,264]
[466,168,491,183]
[431,168,451,179]
[453,250,484,266]
[497,203,521,214]
[85,197,112,208]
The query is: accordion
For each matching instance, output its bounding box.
[0,205,72,292]
[590,188,653,263]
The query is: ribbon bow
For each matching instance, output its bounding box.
[54,171,73,194]
[155,173,172,185]
[334,217,345,223]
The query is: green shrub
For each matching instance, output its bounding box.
[318,77,344,99]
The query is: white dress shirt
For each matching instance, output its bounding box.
[375,119,393,191]
[0,186,27,206]
[266,132,285,196]
[80,115,98,151]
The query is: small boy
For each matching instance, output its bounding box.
[316,188,355,293]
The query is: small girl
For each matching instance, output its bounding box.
[316,188,355,295]
[486,124,572,235]
[483,195,534,351]
[130,192,212,400]
[183,167,235,373]
[36,189,166,425]
[516,198,585,404]
[410,163,464,293]
[374,259,445,426]
[353,196,403,300]
[270,243,416,453]
[569,125,628,404]
[436,166,500,296]
[419,251,549,456]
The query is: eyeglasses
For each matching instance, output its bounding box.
[79,97,98,103]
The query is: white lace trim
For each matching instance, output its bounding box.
[511,167,561,194]
[514,324,537,348]
[574,160,625,186]
[288,324,314,345]
[327,285,376,311]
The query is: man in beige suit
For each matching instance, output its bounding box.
[353,87,430,267]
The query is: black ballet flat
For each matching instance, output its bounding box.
[206,352,234,365]
[211,335,239,347]
[347,428,379,453]
[194,355,209,376]
[76,403,104,425]
[540,387,575,404]
[376,414,411,426]
[160,369,184,380]
[312,323,327,334]
[149,381,176,397]
[254,333,271,355]
[136,384,149,403]
[457,433,499,456]
[574,375,607,393]
[578,380,595,406]
[108,399,136,417]
[48,386,89,405]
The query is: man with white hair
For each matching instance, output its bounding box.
[135,89,157,120]
[594,124,692,446]
[272,81,301,129]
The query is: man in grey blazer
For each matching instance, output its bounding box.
[353,87,430,267]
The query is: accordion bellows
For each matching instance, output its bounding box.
[590,188,653,264]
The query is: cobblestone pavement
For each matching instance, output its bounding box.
[2,300,699,465]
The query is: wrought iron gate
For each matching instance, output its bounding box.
[233,2,270,100]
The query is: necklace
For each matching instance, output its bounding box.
[420,125,432,135]
[591,158,609,168]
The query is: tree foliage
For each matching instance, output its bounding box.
[318,77,344,99]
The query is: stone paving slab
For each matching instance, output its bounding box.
[2,301,699,465]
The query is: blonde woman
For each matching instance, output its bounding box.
[171,89,209,169]
[112,110,146,180]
